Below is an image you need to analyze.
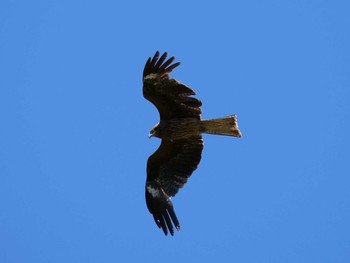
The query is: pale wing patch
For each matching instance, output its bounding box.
[146,185,160,198]
[144,73,159,80]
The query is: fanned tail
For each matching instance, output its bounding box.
[201,115,242,138]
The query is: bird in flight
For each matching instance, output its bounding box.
[143,51,242,236]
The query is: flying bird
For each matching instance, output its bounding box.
[143,51,242,236]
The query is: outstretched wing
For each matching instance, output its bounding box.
[145,136,203,235]
[143,51,202,120]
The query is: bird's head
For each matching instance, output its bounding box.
[149,123,161,139]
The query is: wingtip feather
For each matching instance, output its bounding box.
[143,51,181,79]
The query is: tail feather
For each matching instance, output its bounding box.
[201,115,242,138]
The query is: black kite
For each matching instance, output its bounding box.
[143,51,242,236]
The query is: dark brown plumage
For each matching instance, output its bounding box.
[143,51,242,236]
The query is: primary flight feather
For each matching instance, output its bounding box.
[143,51,242,236]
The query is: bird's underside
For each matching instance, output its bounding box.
[143,51,242,236]
[155,116,242,141]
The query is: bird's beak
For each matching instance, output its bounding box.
[148,133,153,139]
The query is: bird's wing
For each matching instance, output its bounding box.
[145,136,203,235]
[143,51,202,120]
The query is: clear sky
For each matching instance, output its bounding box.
[1,1,349,262]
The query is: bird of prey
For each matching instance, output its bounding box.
[143,51,242,236]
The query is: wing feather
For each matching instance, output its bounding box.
[150,51,159,65]
[143,51,202,120]
[154,52,168,69]
[147,137,203,196]
[145,137,203,235]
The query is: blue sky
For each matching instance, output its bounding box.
[1,1,349,262]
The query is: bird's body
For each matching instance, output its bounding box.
[151,118,203,140]
[151,115,241,140]
[143,51,242,236]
